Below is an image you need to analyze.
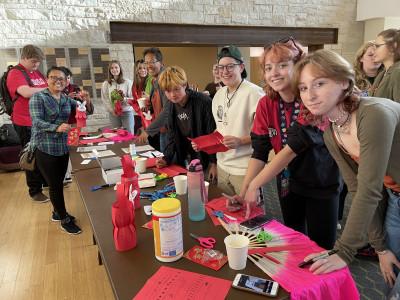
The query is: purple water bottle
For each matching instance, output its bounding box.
[187,159,207,221]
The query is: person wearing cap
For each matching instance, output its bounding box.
[210,45,264,195]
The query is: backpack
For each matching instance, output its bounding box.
[0,65,33,116]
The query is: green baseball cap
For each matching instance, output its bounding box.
[217,45,247,78]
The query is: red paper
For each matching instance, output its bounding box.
[184,245,228,271]
[67,127,80,146]
[155,164,187,177]
[146,157,157,168]
[189,131,229,154]
[133,266,231,300]
[205,196,264,225]
[141,220,153,230]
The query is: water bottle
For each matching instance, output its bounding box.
[187,159,207,221]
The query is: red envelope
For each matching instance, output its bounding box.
[67,127,80,146]
[189,131,229,154]
[155,164,187,177]
[184,245,228,271]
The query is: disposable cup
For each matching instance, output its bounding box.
[138,98,147,109]
[135,157,147,173]
[224,234,249,270]
[204,181,210,194]
[173,175,187,195]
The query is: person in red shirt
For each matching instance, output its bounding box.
[6,44,48,202]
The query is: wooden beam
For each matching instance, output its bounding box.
[110,22,338,47]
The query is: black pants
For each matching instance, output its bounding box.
[338,183,348,221]
[13,124,46,197]
[35,149,69,219]
[279,191,339,249]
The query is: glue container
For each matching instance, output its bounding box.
[152,198,183,262]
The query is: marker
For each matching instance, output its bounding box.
[90,183,115,191]
[298,250,339,268]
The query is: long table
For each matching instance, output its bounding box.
[73,165,290,300]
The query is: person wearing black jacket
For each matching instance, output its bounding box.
[155,66,217,181]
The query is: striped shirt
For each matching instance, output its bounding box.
[30,88,77,156]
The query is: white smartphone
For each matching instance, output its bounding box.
[232,273,279,297]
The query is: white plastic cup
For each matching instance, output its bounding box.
[135,157,147,173]
[204,181,210,194]
[224,234,249,270]
[173,175,188,195]
[138,98,147,109]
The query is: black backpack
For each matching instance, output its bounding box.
[0,65,33,116]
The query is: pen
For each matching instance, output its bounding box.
[298,249,339,268]
[90,183,115,191]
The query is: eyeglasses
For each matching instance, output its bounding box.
[216,63,241,72]
[144,60,159,66]
[264,36,304,58]
[49,76,66,82]
[373,42,386,48]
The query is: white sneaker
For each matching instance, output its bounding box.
[337,223,342,230]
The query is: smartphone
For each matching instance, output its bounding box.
[240,215,272,231]
[232,273,279,297]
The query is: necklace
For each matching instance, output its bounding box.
[332,112,351,134]
[278,98,300,146]
[226,78,244,108]
[328,110,347,124]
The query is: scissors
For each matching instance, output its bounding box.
[190,233,216,249]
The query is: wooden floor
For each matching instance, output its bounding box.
[0,170,114,300]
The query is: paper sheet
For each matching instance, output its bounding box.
[155,164,187,177]
[189,131,229,154]
[133,266,231,300]
[80,150,115,159]
[77,145,107,152]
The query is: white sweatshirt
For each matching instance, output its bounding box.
[101,79,133,113]
[212,80,264,175]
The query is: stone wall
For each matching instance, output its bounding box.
[0,0,363,128]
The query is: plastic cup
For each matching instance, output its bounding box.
[138,97,147,109]
[135,157,147,173]
[224,234,249,270]
[173,175,187,195]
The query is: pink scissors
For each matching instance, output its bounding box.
[190,233,216,249]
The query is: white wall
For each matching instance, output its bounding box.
[357,0,400,21]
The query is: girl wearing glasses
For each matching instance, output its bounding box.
[370,28,400,102]
[293,50,400,297]
[101,60,135,133]
[239,38,342,250]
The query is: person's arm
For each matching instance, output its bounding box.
[16,86,46,98]
[29,93,60,132]
[145,90,171,136]
[390,69,400,103]
[100,81,113,113]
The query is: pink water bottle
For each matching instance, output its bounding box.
[187,159,207,221]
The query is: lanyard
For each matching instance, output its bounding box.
[278,98,300,146]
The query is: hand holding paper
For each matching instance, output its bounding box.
[188,131,229,155]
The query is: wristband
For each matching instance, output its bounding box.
[376,250,388,255]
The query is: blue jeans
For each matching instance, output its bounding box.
[385,189,400,298]
[109,111,135,134]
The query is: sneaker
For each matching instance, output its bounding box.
[52,211,76,222]
[31,192,50,203]
[60,216,82,235]
[64,177,72,184]
[337,223,342,230]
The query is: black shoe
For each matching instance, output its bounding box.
[60,216,82,235]
[31,192,50,203]
[52,211,76,222]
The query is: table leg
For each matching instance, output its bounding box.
[98,251,103,265]
[93,234,97,245]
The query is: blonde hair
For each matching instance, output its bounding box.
[259,38,305,99]
[292,49,360,124]
[158,66,188,91]
[353,41,377,91]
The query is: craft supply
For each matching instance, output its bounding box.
[183,245,228,271]
[77,145,107,152]
[188,131,229,154]
[189,233,216,249]
[129,143,137,157]
[152,198,183,262]
[81,159,91,165]
[141,220,153,230]
[140,184,176,201]
[133,266,231,300]
[187,159,207,221]
[298,250,339,268]
[144,205,152,216]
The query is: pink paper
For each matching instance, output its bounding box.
[189,131,229,154]
[146,157,157,168]
[205,196,264,225]
[108,133,136,142]
[133,266,231,300]
[79,137,108,144]
[255,220,359,300]
[155,164,187,177]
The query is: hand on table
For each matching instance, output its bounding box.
[155,158,167,169]
[378,250,400,287]
[303,252,347,274]
[243,185,260,219]
[136,130,149,144]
